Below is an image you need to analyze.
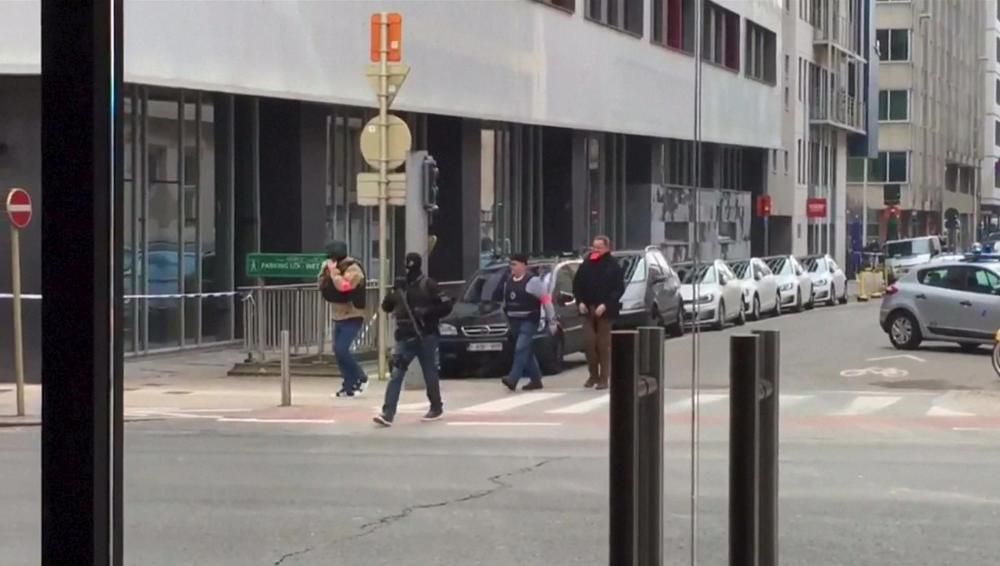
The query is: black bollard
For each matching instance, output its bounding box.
[729,334,762,566]
[609,330,639,566]
[637,326,664,566]
[753,330,780,566]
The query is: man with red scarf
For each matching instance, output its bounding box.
[572,235,624,390]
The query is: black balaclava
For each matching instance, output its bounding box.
[325,240,348,262]
[405,252,423,282]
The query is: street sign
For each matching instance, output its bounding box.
[370,12,402,62]
[357,172,406,206]
[359,114,412,170]
[6,188,32,229]
[365,63,410,107]
[246,253,327,279]
[756,195,772,217]
[806,197,827,219]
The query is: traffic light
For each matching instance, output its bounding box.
[422,155,439,214]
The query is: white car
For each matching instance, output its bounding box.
[764,255,814,312]
[675,259,745,330]
[799,254,848,306]
[728,257,780,320]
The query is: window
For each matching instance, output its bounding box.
[876,29,909,61]
[652,0,696,52]
[783,150,789,175]
[534,0,575,11]
[702,1,740,71]
[798,58,804,100]
[745,20,776,83]
[863,151,908,183]
[995,120,1000,146]
[878,90,909,121]
[587,0,643,35]
[784,87,790,110]
[996,79,1000,105]
[970,268,1000,295]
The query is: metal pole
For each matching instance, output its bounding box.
[10,226,24,417]
[609,330,639,566]
[763,216,769,256]
[861,157,868,249]
[376,12,389,381]
[753,330,780,566]
[729,334,761,566]
[637,326,665,566]
[280,329,291,406]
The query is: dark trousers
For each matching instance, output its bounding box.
[381,335,442,420]
[583,314,612,385]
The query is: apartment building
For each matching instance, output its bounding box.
[0,0,785,370]
[768,0,876,268]
[981,0,1000,235]
[847,0,983,249]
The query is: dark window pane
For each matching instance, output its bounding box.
[888,90,907,120]
[887,152,907,182]
[878,90,888,120]
[877,29,889,61]
[890,29,908,60]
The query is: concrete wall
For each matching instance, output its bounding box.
[0,0,783,149]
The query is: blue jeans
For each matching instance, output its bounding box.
[333,317,367,391]
[381,335,442,420]
[508,319,542,384]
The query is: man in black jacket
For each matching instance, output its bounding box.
[374,253,452,427]
[572,235,625,390]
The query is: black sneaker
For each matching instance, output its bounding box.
[355,379,369,394]
[522,381,544,391]
[373,414,393,427]
[501,377,517,392]
[334,388,355,398]
[422,409,443,422]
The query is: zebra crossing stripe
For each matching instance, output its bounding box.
[778,394,812,407]
[926,405,975,417]
[547,394,611,414]
[833,396,902,416]
[664,393,728,413]
[458,392,565,413]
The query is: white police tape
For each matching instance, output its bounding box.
[0,291,242,300]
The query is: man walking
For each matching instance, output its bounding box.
[499,254,557,392]
[318,240,369,398]
[572,235,624,390]
[374,253,452,427]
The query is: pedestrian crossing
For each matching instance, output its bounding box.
[384,390,1000,420]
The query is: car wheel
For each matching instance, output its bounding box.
[888,311,922,350]
[539,336,564,375]
[827,285,837,307]
[713,302,726,331]
[959,342,981,353]
[735,301,746,326]
[668,303,685,338]
[751,295,761,321]
[773,293,782,317]
[806,291,816,310]
[838,283,849,304]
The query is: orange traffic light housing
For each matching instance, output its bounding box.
[370,13,403,62]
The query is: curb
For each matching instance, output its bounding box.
[0,416,167,429]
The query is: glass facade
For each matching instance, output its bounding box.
[123,86,235,354]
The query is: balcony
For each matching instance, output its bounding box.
[813,15,861,57]
[809,89,866,134]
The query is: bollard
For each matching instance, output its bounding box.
[753,330,780,566]
[280,330,291,406]
[609,328,664,566]
[729,334,761,566]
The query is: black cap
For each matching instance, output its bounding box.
[325,240,348,260]
[510,253,529,265]
[405,252,422,271]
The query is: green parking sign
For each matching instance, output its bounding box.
[246,253,327,279]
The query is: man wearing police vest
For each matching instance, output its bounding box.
[497,253,557,392]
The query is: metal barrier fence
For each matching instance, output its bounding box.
[239,280,465,362]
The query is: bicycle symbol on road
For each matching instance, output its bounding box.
[839,366,909,378]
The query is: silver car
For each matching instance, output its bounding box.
[880,259,1000,351]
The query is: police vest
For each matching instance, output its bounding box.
[504,276,541,321]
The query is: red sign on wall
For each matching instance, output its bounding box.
[756,195,772,217]
[806,197,827,219]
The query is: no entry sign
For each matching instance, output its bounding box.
[6,188,32,229]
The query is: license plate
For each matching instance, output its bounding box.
[468,342,503,352]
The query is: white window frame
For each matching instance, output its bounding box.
[879,89,910,122]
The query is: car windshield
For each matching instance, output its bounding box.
[617,254,646,283]
[765,257,789,275]
[461,265,548,303]
[676,264,716,284]
[802,257,827,273]
[729,261,751,279]
[886,239,933,258]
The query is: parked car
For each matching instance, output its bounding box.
[884,236,943,283]
[437,254,583,377]
[675,259,745,330]
[800,254,848,306]
[728,257,780,320]
[880,257,1000,351]
[613,247,685,336]
[764,255,814,312]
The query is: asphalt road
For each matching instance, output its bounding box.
[4,300,1000,565]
